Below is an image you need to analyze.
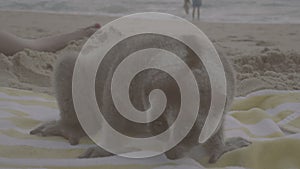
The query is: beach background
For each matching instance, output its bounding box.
[0,1,300,168]
[1,0,300,23]
[0,0,300,96]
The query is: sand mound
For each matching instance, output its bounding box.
[233,48,300,95]
[0,40,299,97]
[0,39,86,94]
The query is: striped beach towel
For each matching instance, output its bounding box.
[0,87,299,169]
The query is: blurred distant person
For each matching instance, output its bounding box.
[192,0,202,20]
[183,0,191,15]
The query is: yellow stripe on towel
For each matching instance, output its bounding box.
[1,87,300,169]
[0,145,84,159]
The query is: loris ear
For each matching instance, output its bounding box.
[179,35,206,69]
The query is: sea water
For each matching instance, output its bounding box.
[0,0,300,23]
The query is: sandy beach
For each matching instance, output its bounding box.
[0,10,299,96]
[1,9,300,169]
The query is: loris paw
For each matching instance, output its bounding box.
[209,137,251,163]
[79,146,114,158]
[30,120,85,145]
[225,137,251,149]
[165,146,186,160]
